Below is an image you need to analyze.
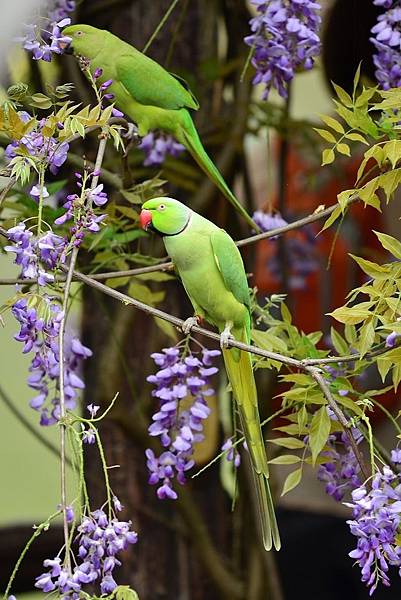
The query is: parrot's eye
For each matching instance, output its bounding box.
[158,204,166,211]
[76,31,84,37]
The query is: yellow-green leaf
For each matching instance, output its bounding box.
[322,148,335,166]
[337,143,351,156]
[281,467,303,496]
[267,437,305,450]
[332,82,353,107]
[329,304,372,325]
[374,231,401,260]
[314,127,337,143]
[309,406,331,465]
[269,454,301,465]
[344,132,369,144]
[319,115,345,134]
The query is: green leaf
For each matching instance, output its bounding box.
[332,82,353,107]
[337,143,351,156]
[309,406,331,465]
[268,437,305,450]
[330,327,349,355]
[374,231,401,260]
[358,320,375,357]
[377,357,392,383]
[382,140,401,168]
[344,132,369,144]
[379,169,401,201]
[269,454,301,465]
[350,254,390,279]
[29,93,52,109]
[114,585,140,600]
[314,127,337,143]
[321,204,343,232]
[322,148,335,166]
[329,304,373,325]
[319,114,345,133]
[353,63,362,96]
[281,467,303,496]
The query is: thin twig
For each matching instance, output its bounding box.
[142,0,180,54]
[306,367,369,480]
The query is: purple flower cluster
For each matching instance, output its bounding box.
[5,116,69,175]
[6,223,66,285]
[345,456,401,595]
[318,428,363,501]
[253,210,288,238]
[371,0,401,90]
[139,132,185,166]
[36,506,137,597]
[18,0,75,62]
[145,346,220,499]
[55,172,108,243]
[244,0,322,99]
[11,297,92,425]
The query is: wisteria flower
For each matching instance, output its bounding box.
[371,0,401,89]
[245,0,322,99]
[346,463,401,594]
[145,346,220,499]
[18,1,75,62]
[36,508,137,597]
[140,131,185,166]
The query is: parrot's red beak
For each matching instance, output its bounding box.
[140,209,153,230]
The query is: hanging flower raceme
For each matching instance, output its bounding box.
[244,0,322,99]
[139,131,185,166]
[35,504,138,597]
[5,223,67,285]
[55,171,108,243]
[371,0,401,90]
[345,456,401,595]
[11,296,92,425]
[145,346,220,500]
[318,428,363,501]
[18,1,75,62]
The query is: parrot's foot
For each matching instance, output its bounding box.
[220,323,234,349]
[182,316,202,335]
[123,122,140,140]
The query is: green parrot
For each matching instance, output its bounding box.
[62,24,258,231]
[139,196,281,551]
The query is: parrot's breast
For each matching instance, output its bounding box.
[164,218,247,330]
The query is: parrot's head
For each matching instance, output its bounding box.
[60,24,105,58]
[140,197,191,236]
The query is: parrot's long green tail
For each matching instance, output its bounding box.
[222,335,281,551]
[176,113,259,232]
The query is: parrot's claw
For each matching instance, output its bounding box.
[123,122,140,141]
[182,316,201,335]
[220,324,234,349]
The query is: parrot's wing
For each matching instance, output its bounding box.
[116,54,199,111]
[210,229,250,310]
